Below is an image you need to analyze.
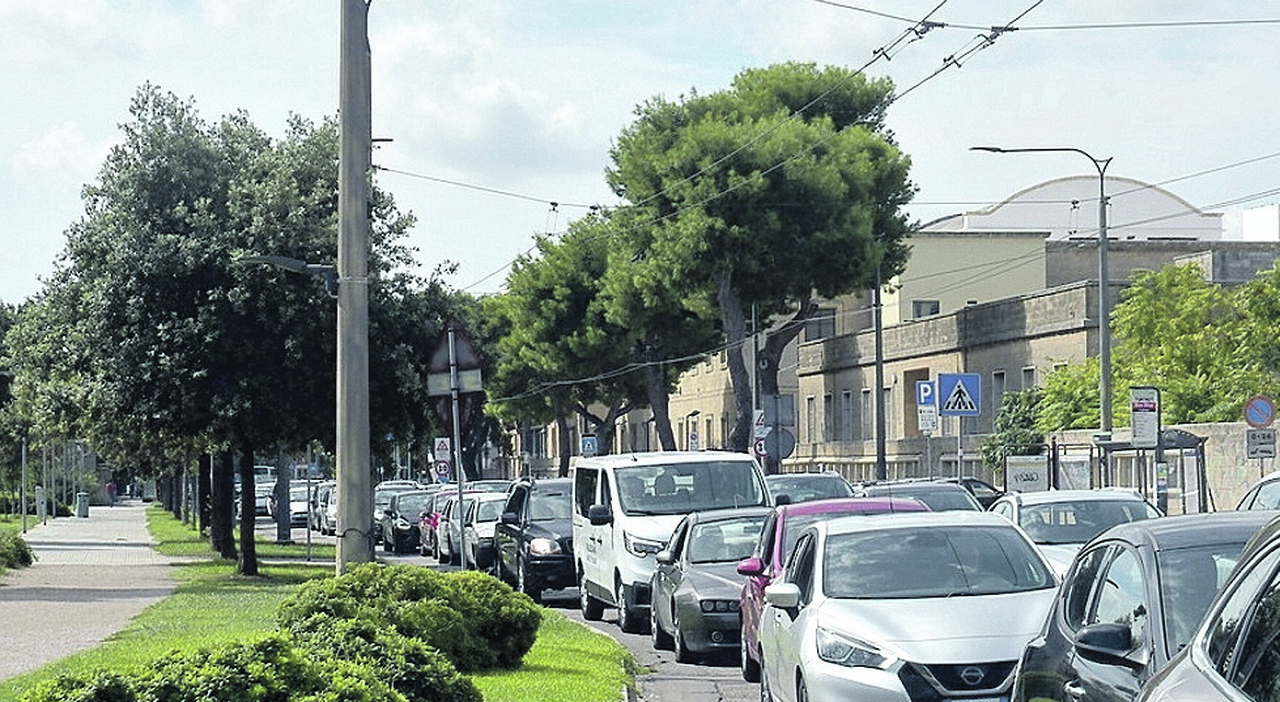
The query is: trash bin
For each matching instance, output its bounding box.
[76,491,90,518]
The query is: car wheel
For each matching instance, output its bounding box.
[650,598,674,650]
[616,579,646,634]
[580,571,605,621]
[740,635,761,682]
[517,558,542,603]
[673,619,695,664]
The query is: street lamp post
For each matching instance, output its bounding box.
[970,146,1113,437]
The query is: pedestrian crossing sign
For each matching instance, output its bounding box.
[938,373,981,417]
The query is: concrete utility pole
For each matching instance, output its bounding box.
[337,0,372,573]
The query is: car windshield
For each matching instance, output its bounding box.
[687,515,768,564]
[530,490,572,521]
[768,475,853,502]
[475,499,505,523]
[1019,499,1160,545]
[614,460,767,515]
[1159,545,1244,659]
[396,494,432,517]
[824,525,1055,599]
[864,485,979,511]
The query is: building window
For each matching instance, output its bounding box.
[1022,366,1036,389]
[912,299,941,318]
[841,390,854,442]
[993,370,1006,403]
[860,389,873,440]
[804,307,837,342]
[883,385,893,440]
[806,396,817,443]
[823,393,834,442]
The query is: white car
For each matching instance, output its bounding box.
[988,488,1161,574]
[757,511,1057,702]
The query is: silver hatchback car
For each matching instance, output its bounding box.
[757,511,1058,702]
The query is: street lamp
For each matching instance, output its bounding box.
[970,146,1113,437]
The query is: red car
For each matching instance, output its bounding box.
[735,496,929,682]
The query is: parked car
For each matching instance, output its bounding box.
[417,489,454,559]
[268,484,312,528]
[989,488,1162,574]
[495,477,575,602]
[573,451,770,633]
[854,479,984,511]
[437,491,488,566]
[1236,470,1280,510]
[939,475,1005,508]
[380,489,435,554]
[764,472,853,505]
[372,482,422,544]
[651,506,772,663]
[1013,510,1278,702]
[315,482,339,535]
[463,492,509,571]
[736,496,930,682]
[1137,514,1280,702]
[757,511,1057,702]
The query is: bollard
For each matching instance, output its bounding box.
[35,486,46,520]
[75,491,90,518]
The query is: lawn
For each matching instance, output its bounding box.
[0,507,633,702]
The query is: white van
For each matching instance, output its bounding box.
[572,451,769,632]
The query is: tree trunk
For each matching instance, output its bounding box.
[210,451,236,560]
[197,454,212,535]
[644,363,676,450]
[552,394,572,477]
[237,444,259,576]
[575,403,629,456]
[716,271,753,453]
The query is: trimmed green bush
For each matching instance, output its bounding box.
[0,530,35,570]
[278,563,542,672]
[292,618,481,702]
[18,671,135,702]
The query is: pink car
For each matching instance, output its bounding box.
[735,496,929,682]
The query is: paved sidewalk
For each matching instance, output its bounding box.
[0,500,177,681]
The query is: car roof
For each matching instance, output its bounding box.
[818,510,1011,536]
[685,506,774,524]
[1002,489,1148,505]
[574,450,758,469]
[777,496,928,517]
[1092,510,1280,552]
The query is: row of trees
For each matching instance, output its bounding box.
[483,62,916,473]
[0,85,486,574]
[984,261,1280,469]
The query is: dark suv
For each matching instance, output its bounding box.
[494,477,574,603]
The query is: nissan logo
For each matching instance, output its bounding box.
[959,666,985,686]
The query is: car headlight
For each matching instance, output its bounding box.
[815,627,897,670]
[528,538,562,556]
[623,532,665,558]
[699,599,741,613]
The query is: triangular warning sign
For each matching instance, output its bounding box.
[942,380,978,413]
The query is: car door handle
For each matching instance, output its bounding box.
[1063,680,1086,701]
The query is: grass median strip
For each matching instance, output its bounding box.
[0,507,632,702]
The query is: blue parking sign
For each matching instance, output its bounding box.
[916,380,936,407]
[938,373,981,417]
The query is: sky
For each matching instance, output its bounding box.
[4,1,1280,305]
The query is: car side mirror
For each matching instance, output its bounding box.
[774,493,792,506]
[656,550,676,565]
[737,556,765,577]
[764,582,801,610]
[384,509,396,519]
[1074,622,1142,669]
[501,511,519,525]
[587,503,613,526]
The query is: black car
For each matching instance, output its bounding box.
[764,472,853,505]
[494,477,574,603]
[854,479,984,511]
[1138,514,1280,702]
[1013,511,1278,702]
[380,489,436,554]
